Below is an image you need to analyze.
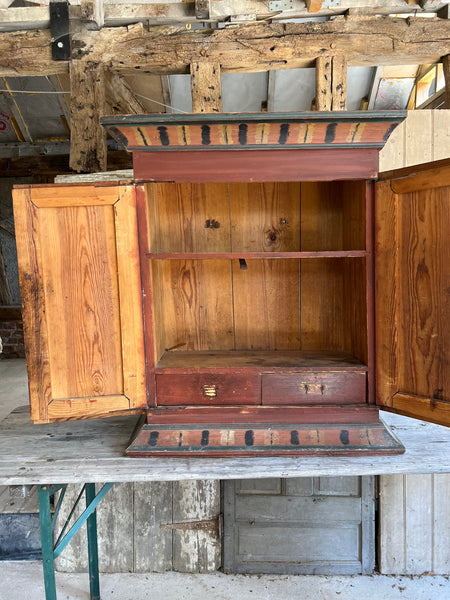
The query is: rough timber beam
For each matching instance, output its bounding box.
[105,72,146,114]
[190,61,222,113]
[69,60,107,172]
[1,18,450,77]
[315,55,347,111]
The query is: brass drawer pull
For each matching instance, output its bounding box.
[201,384,219,398]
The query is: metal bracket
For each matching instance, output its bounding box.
[268,0,294,11]
[50,1,71,61]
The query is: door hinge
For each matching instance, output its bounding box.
[160,515,222,535]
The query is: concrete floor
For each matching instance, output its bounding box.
[0,562,448,600]
[0,358,28,422]
[1,359,449,599]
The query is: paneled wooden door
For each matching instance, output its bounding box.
[13,183,146,423]
[375,158,450,427]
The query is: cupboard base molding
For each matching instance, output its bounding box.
[126,418,404,457]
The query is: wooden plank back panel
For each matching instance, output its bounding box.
[229,183,301,253]
[342,257,368,364]
[152,183,231,253]
[301,183,344,352]
[156,259,234,352]
[300,182,343,252]
[233,258,300,351]
[300,258,344,351]
[13,184,146,423]
[230,183,301,351]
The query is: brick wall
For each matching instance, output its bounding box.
[0,320,25,358]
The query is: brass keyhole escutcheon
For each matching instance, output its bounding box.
[301,383,325,395]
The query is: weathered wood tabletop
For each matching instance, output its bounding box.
[0,406,449,485]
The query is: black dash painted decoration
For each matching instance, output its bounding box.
[325,123,337,143]
[303,124,309,143]
[158,126,170,146]
[340,430,350,445]
[201,430,210,446]
[383,123,397,142]
[148,431,159,447]
[279,123,290,144]
[350,123,360,143]
[244,430,254,446]
[181,125,188,145]
[238,124,248,145]
[178,432,183,447]
[137,128,149,146]
[201,125,211,145]
[110,127,129,148]
[290,430,300,445]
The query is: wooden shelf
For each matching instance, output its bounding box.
[146,251,368,260]
[155,350,367,373]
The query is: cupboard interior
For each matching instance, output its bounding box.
[143,180,369,382]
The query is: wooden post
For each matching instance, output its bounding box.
[69,61,107,173]
[316,55,347,111]
[190,62,222,113]
[332,55,347,111]
[316,55,332,111]
[306,0,324,12]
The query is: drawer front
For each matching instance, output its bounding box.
[262,372,366,405]
[156,374,261,406]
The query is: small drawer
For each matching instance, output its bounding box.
[262,372,366,405]
[156,374,261,406]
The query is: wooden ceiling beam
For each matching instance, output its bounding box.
[1,18,450,77]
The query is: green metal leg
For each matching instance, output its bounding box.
[86,483,100,600]
[37,485,57,600]
[37,482,113,600]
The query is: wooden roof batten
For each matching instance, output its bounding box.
[1,16,450,172]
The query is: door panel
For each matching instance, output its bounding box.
[375,160,450,427]
[13,183,146,423]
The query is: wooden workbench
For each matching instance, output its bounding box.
[1,406,449,485]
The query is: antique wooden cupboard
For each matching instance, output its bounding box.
[12,112,450,456]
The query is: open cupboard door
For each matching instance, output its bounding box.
[13,183,146,423]
[375,158,450,427]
